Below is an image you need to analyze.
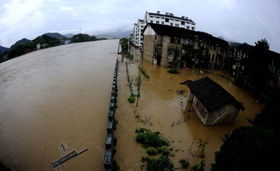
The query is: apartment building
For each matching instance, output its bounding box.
[132,11,196,47]
[142,23,228,68]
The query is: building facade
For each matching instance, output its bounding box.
[132,11,196,47]
[142,23,229,68]
[132,19,145,47]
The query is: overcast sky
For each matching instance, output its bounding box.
[0,0,279,52]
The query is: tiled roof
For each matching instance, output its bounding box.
[144,23,229,47]
[182,77,245,112]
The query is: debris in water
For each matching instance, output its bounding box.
[51,149,88,168]
[60,143,66,152]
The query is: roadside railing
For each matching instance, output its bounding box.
[104,59,119,171]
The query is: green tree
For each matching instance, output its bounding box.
[120,38,128,53]
[71,34,96,43]
[33,35,62,47]
[243,38,270,90]
[8,42,36,58]
[212,127,279,171]
[255,38,269,50]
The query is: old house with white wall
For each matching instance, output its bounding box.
[184,77,244,125]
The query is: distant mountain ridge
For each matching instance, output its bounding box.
[12,38,31,48]
[0,46,9,54]
[63,34,75,38]
[96,30,131,38]
[43,33,66,40]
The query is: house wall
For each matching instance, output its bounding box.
[143,35,156,64]
[206,104,240,125]
[192,94,240,125]
[130,46,142,61]
[188,92,194,101]
[192,96,209,124]
[161,36,170,67]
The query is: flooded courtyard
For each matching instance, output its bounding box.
[0,39,264,171]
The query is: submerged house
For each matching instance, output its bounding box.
[184,77,244,125]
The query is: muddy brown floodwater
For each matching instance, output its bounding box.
[0,40,265,171]
[0,40,119,170]
[115,60,265,171]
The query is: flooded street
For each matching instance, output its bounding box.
[0,40,119,170]
[115,60,265,170]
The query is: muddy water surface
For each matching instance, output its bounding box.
[0,40,119,170]
[115,60,265,171]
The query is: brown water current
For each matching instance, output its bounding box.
[0,40,119,170]
[115,60,265,171]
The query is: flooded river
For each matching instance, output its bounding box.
[0,40,119,170]
[115,60,265,170]
[0,39,264,171]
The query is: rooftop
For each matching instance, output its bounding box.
[148,12,195,24]
[182,77,245,112]
[144,23,228,47]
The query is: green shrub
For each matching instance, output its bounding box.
[135,128,169,148]
[147,148,158,155]
[157,147,170,156]
[180,159,190,168]
[127,95,135,103]
[142,156,174,171]
[126,53,133,60]
[192,160,205,171]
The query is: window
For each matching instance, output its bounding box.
[170,23,173,26]
[161,21,164,24]
[151,20,153,23]
[187,26,190,29]
[156,21,159,24]
[192,27,195,30]
[170,37,176,43]
[175,23,179,27]
[181,21,185,25]
[165,18,169,22]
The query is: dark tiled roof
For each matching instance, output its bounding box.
[144,24,228,47]
[183,77,245,112]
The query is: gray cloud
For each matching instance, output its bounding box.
[0,0,279,52]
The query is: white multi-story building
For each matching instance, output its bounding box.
[133,19,145,47]
[132,11,196,47]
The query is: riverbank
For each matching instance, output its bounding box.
[115,59,265,170]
